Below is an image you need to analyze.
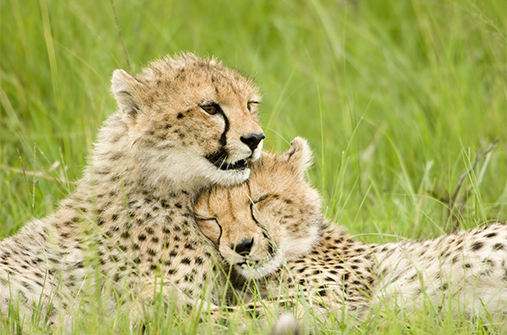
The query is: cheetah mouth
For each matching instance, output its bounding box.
[233,254,282,279]
[234,257,282,279]
[205,152,249,171]
[217,159,248,171]
[236,260,264,272]
[237,260,265,270]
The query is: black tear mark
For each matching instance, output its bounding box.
[215,107,229,147]
[204,106,230,164]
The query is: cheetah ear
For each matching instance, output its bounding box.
[283,137,313,179]
[111,69,144,117]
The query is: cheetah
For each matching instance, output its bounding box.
[0,53,265,330]
[195,137,507,327]
[195,137,374,322]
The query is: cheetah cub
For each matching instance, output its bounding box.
[195,137,374,321]
[195,137,507,325]
[0,54,265,329]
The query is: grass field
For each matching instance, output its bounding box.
[1,0,506,333]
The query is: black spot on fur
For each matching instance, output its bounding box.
[483,258,494,266]
[317,289,327,297]
[471,242,483,251]
[21,281,32,291]
[493,243,504,251]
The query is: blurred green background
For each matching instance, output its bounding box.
[1,0,507,333]
[1,0,506,245]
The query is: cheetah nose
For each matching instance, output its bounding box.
[241,133,265,152]
[232,238,254,256]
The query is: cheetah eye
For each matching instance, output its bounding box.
[196,217,217,222]
[200,104,221,115]
[253,194,268,204]
[247,101,259,113]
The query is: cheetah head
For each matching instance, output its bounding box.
[195,137,324,279]
[109,53,264,189]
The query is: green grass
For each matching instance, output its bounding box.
[1,0,506,333]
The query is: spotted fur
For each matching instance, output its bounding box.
[371,223,507,322]
[0,53,265,329]
[195,138,507,327]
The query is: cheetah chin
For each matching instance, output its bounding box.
[233,246,284,279]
